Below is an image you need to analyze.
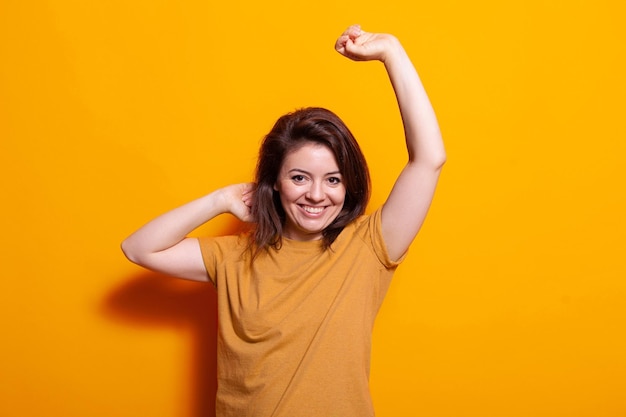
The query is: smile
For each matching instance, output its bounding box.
[301,205,325,214]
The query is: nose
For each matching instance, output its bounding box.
[306,181,324,202]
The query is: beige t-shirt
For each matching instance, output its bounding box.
[199,208,404,417]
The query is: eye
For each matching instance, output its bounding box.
[327,176,342,185]
[291,174,306,183]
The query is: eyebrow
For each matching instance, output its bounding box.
[288,168,342,176]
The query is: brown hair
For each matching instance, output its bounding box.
[251,107,370,253]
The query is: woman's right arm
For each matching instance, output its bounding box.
[121,183,255,281]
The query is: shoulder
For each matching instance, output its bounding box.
[334,208,405,268]
[199,234,246,251]
[198,234,250,266]
[342,207,382,241]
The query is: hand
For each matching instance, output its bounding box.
[334,24,399,63]
[220,183,256,222]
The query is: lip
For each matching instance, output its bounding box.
[299,204,327,215]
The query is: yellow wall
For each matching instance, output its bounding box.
[2,1,625,416]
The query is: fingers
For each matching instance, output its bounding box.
[242,193,253,207]
[241,182,256,207]
[335,24,364,54]
[241,182,256,194]
[345,24,362,39]
[335,34,350,53]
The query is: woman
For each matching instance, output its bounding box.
[122,25,445,417]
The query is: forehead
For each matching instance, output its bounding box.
[281,143,340,172]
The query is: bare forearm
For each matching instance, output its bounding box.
[121,189,229,263]
[383,38,446,168]
[336,25,446,258]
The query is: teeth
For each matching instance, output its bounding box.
[303,206,324,214]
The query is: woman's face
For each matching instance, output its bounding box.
[274,142,346,241]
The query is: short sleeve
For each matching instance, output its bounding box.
[198,237,218,286]
[368,207,408,268]
[198,235,247,287]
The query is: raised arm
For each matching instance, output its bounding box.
[336,25,446,261]
[121,183,254,281]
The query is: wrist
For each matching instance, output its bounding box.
[206,188,232,216]
[380,35,403,64]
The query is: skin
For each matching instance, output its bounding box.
[336,25,446,260]
[274,143,346,241]
[121,25,446,281]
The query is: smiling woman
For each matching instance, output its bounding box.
[274,143,346,241]
[254,106,370,249]
[121,24,445,417]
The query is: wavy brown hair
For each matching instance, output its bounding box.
[250,107,370,254]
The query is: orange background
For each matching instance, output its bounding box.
[1,1,625,416]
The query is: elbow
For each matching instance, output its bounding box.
[120,238,141,265]
[421,144,446,168]
[435,151,447,171]
[431,142,447,170]
[412,150,446,172]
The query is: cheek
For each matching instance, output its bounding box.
[332,186,347,205]
[276,182,289,197]
[276,182,299,204]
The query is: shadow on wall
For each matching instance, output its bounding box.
[103,272,218,417]
[103,219,248,416]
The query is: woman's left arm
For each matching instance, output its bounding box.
[336,25,446,260]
